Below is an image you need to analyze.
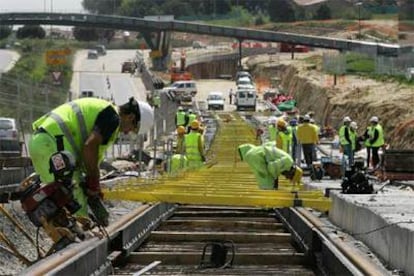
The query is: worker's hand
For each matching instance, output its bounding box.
[86,176,103,199]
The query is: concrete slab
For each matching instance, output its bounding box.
[329,190,414,275]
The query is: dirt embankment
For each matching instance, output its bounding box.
[247,55,414,150]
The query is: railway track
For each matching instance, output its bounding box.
[23,203,390,275]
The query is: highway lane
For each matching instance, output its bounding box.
[71,49,147,104]
[0,50,19,73]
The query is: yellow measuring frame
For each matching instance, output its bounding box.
[104,112,331,212]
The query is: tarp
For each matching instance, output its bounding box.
[277,100,296,111]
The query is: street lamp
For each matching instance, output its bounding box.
[355,2,363,38]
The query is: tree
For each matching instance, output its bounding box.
[16,25,46,39]
[82,0,122,14]
[0,26,12,40]
[72,26,99,41]
[314,3,331,20]
[268,0,295,22]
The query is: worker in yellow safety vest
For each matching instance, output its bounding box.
[349,121,358,153]
[276,119,292,154]
[184,120,205,168]
[297,115,319,169]
[186,109,197,133]
[175,125,186,155]
[364,116,385,169]
[267,117,278,141]
[339,116,353,167]
[238,141,303,190]
[175,106,188,127]
[28,97,154,225]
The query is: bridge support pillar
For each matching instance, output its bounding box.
[142,31,171,71]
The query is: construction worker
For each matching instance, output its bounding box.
[185,120,205,168]
[171,126,188,174]
[175,106,188,127]
[276,119,292,154]
[175,125,186,155]
[186,109,197,133]
[267,116,278,141]
[350,121,358,154]
[364,116,385,169]
[297,115,319,169]
[28,97,154,223]
[238,141,303,190]
[288,118,298,163]
[152,91,161,108]
[339,116,353,167]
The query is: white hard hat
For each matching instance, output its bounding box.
[268,116,277,124]
[350,121,358,129]
[370,116,379,123]
[303,115,311,121]
[343,116,351,123]
[137,101,154,135]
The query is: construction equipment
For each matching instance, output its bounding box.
[170,51,192,83]
[0,135,102,255]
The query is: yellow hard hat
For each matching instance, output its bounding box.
[190,120,200,130]
[177,126,186,134]
[277,119,287,128]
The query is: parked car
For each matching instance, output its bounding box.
[0,117,21,157]
[94,44,107,56]
[207,91,225,110]
[163,80,198,102]
[235,71,252,81]
[122,60,136,73]
[80,89,95,98]
[87,50,99,59]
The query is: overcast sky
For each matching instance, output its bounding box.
[0,0,84,12]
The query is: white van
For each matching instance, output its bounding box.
[235,89,256,111]
[207,91,225,110]
[163,80,197,101]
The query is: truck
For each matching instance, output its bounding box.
[235,89,256,111]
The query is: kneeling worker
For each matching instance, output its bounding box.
[238,141,302,190]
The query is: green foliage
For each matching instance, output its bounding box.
[268,0,295,22]
[73,27,99,42]
[16,25,46,39]
[345,53,375,74]
[313,4,331,20]
[0,26,12,40]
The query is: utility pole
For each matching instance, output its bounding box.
[355,2,363,38]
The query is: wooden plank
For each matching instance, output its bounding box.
[0,157,32,168]
[148,231,291,243]
[172,210,274,217]
[160,219,283,230]
[168,216,277,222]
[127,252,306,265]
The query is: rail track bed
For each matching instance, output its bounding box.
[114,205,314,275]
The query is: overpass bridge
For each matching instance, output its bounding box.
[0,12,410,69]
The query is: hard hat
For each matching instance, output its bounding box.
[268,116,277,124]
[303,115,311,122]
[178,106,183,111]
[370,116,379,123]
[277,119,287,128]
[177,126,186,135]
[136,101,154,135]
[350,121,358,129]
[289,118,298,126]
[343,116,351,123]
[188,109,193,114]
[190,120,200,129]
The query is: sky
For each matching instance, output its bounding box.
[0,0,84,12]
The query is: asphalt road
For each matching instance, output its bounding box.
[71,49,147,105]
[0,50,19,73]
